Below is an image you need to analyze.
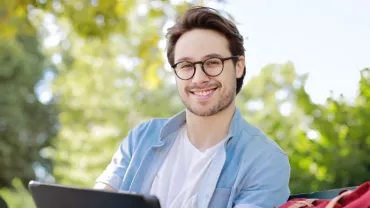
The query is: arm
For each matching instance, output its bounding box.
[94,128,137,191]
[234,151,291,208]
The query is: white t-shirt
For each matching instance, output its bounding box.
[150,124,226,208]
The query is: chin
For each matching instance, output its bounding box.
[186,104,220,117]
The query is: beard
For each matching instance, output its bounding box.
[179,79,236,117]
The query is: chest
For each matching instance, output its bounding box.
[155,135,221,182]
[125,145,243,208]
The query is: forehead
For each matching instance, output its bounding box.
[174,29,230,62]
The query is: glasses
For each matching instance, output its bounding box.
[171,56,240,80]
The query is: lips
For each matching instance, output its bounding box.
[190,87,218,101]
[193,89,214,96]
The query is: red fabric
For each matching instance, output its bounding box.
[339,182,370,208]
[278,182,370,208]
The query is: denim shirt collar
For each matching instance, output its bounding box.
[159,106,243,143]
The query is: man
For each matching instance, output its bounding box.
[95,6,290,208]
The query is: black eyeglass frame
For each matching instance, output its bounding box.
[171,56,240,80]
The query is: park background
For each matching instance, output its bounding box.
[1,0,369,207]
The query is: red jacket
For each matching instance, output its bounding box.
[278,182,370,208]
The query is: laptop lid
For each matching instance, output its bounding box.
[28,180,161,208]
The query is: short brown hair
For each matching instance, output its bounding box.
[166,6,246,94]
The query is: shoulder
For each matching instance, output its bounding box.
[133,117,170,134]
[238,118,287,158]
[127,117,171,148]
[232,119,291,201]
[233,119,290,176]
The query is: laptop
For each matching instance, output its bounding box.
[28,180,161,208]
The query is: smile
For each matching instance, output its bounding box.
[193,90,214,96]
[189,88,218,101]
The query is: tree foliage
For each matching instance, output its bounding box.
[0,23,57,189]
[237,63,370,193]
[36,0,191,187]
[294,68,370,191]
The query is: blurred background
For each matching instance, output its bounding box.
[0,0,369,207]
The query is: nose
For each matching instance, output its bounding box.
[191,64,210,85]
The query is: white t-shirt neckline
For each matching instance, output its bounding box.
[150,124,227,208]
[182,125,226,156]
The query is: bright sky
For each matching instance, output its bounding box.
[208,0,370,104]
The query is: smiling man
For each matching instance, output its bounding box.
[95,6,291,208]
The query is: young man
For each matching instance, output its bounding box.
[95,6,290,208]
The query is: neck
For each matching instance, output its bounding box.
[185,103,236,152]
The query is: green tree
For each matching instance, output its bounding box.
[0,2,57,207]
[237,62,370,194]
[29,0,194,187]
[1,1,193,207]
[295,68,370,192]
[0,179,36,208]
[0,24,57,189]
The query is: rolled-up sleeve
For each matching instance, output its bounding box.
[96,129,136,190]
[234,151,291,208]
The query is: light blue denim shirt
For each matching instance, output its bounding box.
[96,107,290,208]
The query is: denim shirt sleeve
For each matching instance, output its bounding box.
[234,151,291,208]
[95,128,137,190]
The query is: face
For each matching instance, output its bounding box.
[173,29,245,117]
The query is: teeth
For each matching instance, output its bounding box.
[194,90,213,96]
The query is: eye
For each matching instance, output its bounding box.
[181,64,193,68]
[177,62,193,70]
[205,59,222,67]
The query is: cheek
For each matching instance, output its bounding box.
[176,79,188,93]
[217,76,236,94]
[217,73,234,87]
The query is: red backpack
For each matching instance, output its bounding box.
[279,182,370,208]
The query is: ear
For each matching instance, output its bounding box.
[235,56,245,78]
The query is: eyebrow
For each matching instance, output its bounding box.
[175,53,224,63]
